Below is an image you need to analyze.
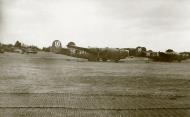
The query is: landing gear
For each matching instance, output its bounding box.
[88,56,100,62]
[114,58,120,63]
[114,60,119,63]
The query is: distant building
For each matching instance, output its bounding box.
[146,50,153,57]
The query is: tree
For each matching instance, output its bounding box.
[141,47,147,52]
[67,42,76,48]
[15,41,22,48]
[166,49,174,53]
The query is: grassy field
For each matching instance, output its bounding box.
[0,52,190,117]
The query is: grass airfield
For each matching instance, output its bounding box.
[0,52,190,117]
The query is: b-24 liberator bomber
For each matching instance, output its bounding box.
[51,40,129,62]
[148,51,187,62]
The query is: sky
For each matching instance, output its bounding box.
[0,0,190,52]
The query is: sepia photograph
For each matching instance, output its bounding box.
[0,0,190,116]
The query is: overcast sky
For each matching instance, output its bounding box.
[0,0,190,51]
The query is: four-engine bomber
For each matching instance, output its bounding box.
[52,40,129,62]
[67,45,129,62]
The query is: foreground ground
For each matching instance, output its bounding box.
[0,52,190,117]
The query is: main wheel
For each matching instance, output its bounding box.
[102,58,107,62]
[114,58,120,63]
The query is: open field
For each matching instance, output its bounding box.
[0,52,190,117]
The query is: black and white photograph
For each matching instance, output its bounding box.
[0,0,190,116]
